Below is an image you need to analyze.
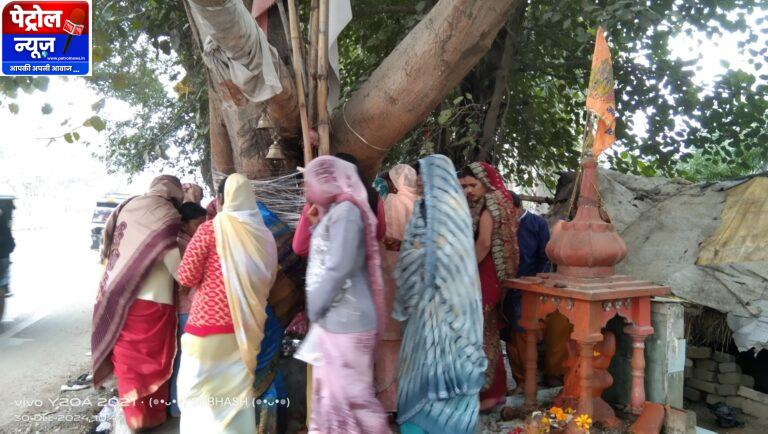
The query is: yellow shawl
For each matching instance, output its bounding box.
[213,174,278,377]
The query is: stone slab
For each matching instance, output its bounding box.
[664,406,697,434]
[706,394,726,405]
[687,379,717,394]
[718,362,741,374]
[684,366,693,379]
[684,387,703,402]
[738,386,768,405]
[715,384,738,396]
[740,398,768,418]
[695,359,717,372]
[694,368,717,382]
[686,345,711,359]
[726,396,745,409]
[713,351,736,363]
[718,372,742,385]
[741,375,755,388]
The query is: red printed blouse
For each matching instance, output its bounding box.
[177,220,234,336]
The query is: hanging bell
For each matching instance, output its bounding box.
[266,140,286,160]
[257,114,275,130]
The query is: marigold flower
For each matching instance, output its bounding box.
[575,414,592,431]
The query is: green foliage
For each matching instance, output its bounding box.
[1,0,765,189]
[87,0,209,178]
[0,76,49,99]
[0,1,209,180]
[342,0,768,187]
[83,115,106,132]
[678,147,767,182]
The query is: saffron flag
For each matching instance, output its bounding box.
[586,27,617,156]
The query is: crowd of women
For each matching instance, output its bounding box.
[91,151,556,434]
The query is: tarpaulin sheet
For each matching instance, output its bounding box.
[697,177,768,265]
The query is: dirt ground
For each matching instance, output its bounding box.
[7,371,768,434]
[687,401,768,434]
[0,362,112,433]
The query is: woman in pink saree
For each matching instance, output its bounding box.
[296,156,390,434]
[376,164,418,413]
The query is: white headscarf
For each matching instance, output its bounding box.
[213,173,278,377]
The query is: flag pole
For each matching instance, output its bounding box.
[316,0,331,155]
[286,0,313,165]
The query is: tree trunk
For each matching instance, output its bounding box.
[188,0,519,179]
[187,0,300,180]
[331,0,521,176]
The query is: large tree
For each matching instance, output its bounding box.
[2,0,766,187]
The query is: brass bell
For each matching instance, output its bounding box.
[257,115,275,130]
[266,136,286,160]
[266,142,286,160]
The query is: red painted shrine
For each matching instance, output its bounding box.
[502,156,669,430]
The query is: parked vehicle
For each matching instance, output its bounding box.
[90,193,131,250]
[0,195,15,322]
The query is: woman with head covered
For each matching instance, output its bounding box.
[91,175,185,431]
[394,155,486,434]
[458,162,519,411]
[376,163,418,413]
[297,155,389,433]
[175,173,278,433]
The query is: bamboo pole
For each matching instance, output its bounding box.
[307,0,319,127]
[287,0,312,165]
[316,0,330,155]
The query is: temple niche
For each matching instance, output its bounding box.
[505,156,671,433]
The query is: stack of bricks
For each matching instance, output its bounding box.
[684,345,768,419]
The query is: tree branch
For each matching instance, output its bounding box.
[332,0,521,176]
[479,1,527,162]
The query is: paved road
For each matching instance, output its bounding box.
[0,224,99,427]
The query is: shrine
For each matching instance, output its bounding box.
[503,154,670,431]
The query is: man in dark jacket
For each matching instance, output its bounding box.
[502,192,569,392]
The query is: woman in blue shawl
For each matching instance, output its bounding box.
[394,155,487,434]
[253,305,287,433]
[255,202,289,433]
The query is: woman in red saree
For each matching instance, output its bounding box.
[92,175,185,431]
[459,162,519,411]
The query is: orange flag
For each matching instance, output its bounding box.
[586,27,617,156]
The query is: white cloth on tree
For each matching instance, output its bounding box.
[328,0,352,111]
[189,0,282,104]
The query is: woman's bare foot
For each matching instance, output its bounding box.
[480,397,505,412]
